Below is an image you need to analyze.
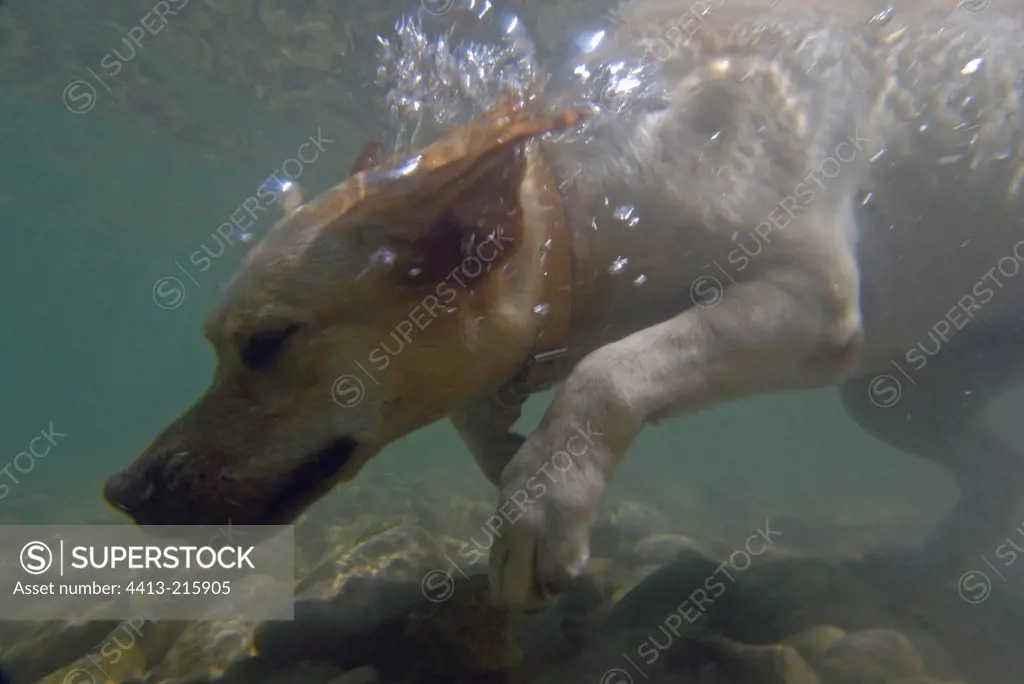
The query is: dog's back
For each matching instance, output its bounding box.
[556,0,1022,213]
[546,0,1024,369]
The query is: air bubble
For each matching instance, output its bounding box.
[608,256,629,274]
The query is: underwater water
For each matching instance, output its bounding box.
[2,0,1024,682]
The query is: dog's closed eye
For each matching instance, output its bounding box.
[241,325,300,371]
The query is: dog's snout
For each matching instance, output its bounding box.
[103,463,159,519]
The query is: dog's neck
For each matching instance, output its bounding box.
[487,141,577,432]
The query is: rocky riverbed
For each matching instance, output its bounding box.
[1,467,1021,684]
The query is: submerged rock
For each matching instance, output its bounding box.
[783,625,848,663]
[184,657,347,684]
[769,515,877,562]
[517,577,606,663]
[724,560,891,642]
[896,628,965,682]
[605,564,663,604]
[813,629,927,684]
[600,548,946,679]
[327,666,380,684]
[37,630,148,683]
[591,500,675,557]
[406,574,522,676]
[256,571,522,679]
[255,524,522,679]
[628,534,718,566]
[689,639,822,684]
[255,524,446,670]
[147,619,256,682]
[605,550,736,632]
[570,630,825,684]
[1,620,122,683]
[293,512,381,577]
[296,523,448,599]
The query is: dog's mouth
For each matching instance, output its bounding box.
[106,436,361,527]
[258,435,360,525]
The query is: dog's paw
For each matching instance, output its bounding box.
[486,436,605,607]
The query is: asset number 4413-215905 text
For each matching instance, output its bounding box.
[125,580,231,595]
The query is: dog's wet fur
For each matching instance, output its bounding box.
[107,0,1024,606]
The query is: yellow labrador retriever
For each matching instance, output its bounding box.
[105,0,1024,605]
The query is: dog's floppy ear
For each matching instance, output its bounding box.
[299,102,587,280]
[279,134,385,216]
[355,103,588,237]
[344,103,588,283]
[280,181,304,214]
[347,140,386,177]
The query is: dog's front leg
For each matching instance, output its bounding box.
[489,211,864,605]
[450,399,527,487]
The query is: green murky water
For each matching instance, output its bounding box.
[1,1,1022,682]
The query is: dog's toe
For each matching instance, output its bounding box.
[488,511,591,608]
[489,526,540,606]
[536,534,589,592]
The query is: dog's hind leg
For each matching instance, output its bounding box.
[840,321,1024,587]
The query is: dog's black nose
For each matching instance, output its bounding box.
[103,466,156,520]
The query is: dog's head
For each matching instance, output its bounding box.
[104,104,585,526]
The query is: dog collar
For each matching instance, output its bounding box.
[489,151,576,433]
